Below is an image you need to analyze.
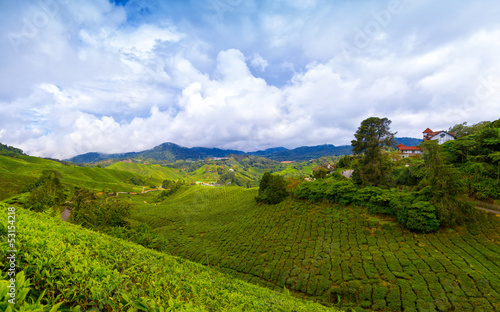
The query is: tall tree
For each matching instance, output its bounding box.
[25,170,66,212]
[351,117,396,186]
[419,140,473,227]
[256,172,288,204]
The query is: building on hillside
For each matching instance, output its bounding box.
[397,127,455,158]
[313,164,336,174]
[422,128,456,144]
[397,144,422,158]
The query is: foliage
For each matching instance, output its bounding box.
[128,177,144,186]
[293,178,443,232]
[351,117,396,187]
[335,155,352,169]
[420,141,474,227]
[398,201,440,233]
[0,204,336,311]
[313,167,328,179]
[24,170,66,212]
[70,188,131,228]
[444,123,500,200]
[0,142,24,157]
[256,172,288,204]
[448,121,491,138]
[156,180,184,201]
[124,186,500,311]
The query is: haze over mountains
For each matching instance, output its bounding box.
[67,137,422,163]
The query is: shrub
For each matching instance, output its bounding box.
[256,172,288,204]
[404,201,440,233]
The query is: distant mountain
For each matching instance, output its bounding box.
[67,142,241,164]
[67,137,422,164]
[68,152,138,164]
[249,147,288,157]
[264,144,352,162]
[191,146,245,157]
[395,137,423,146]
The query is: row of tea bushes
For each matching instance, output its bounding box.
[0,203,338,311]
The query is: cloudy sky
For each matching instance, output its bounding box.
[1,0,500,159]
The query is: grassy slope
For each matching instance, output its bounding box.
[0,155,146,200]
[0,204,338,312]
[108,162,186,184]
[128,186,500,311]
[106,156,338,187]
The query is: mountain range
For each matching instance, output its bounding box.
[66,137,422,164]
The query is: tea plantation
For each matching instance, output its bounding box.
[0,204,339,311]
[0,154,145,200]
[128,186,500,311]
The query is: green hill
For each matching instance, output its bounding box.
[125,186,500,311]
[0,154,147,200]
[108,162,186,185]
[0,204,338,311]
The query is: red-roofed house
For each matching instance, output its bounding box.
[423,128,456,144]
[397,144,422,157]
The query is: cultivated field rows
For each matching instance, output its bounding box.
[129,187,500,311]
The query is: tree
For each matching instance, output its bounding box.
[313,167,328,179]
[25,170,66,212]
[351,117,396,186]
[419,140,473,227]
[448,121,491,138]
[258,172,272,197]
[256,172,288,204]
[70,187,131,228]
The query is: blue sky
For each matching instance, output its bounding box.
[1,0,500,159]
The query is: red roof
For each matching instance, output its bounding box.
[423,128,433,133]
[397,143,420,151]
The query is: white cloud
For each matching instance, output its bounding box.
[2,0,500,158]
[249,53,268,71]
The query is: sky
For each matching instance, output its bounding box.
[1,0,500,159]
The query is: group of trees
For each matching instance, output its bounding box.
[345,117,500,231]
[70,187,131,228]
[156,179,184,201]
[25,170,66,212]
[24,169,132,229]
[256,172,288,204]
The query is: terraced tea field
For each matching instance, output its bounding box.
[0,155,145,200]
[129,186,500,311]
[1,204,338,311]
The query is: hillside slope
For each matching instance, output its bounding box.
[0,154,146,200]
[127,186,500,311]
[0,204,338,311]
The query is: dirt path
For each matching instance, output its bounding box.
[474,200,500,216]
[61,208,71,221]
[476,206,500,215]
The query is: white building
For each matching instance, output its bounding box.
[422,128,456,144]
[397,144,422,158]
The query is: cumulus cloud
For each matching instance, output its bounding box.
[1,0,500,159]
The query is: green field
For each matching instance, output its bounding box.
[108,162,186,185]
[127,186,500,311]
[0,204,339,311]
[104,155,339,187]
[0,155,147,200]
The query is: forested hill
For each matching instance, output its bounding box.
[66,137,420,164]
[0,142,24,157]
